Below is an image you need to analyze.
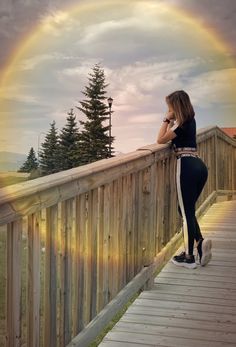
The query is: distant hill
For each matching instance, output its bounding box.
[0,151,27,171]
[0,150,125,171]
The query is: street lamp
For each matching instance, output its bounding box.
[107,97,113,157]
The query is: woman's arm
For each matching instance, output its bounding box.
[157,113,177,144]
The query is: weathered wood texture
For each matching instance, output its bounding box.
[0,126,235,346]
[100,200,236,347]
[6,220,22,347]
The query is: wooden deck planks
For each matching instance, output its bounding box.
[99,200,236,346]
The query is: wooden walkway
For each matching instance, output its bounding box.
[99,199,236,347]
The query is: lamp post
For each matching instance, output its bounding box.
[107,97,113,157]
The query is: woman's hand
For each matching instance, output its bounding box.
[156,111,177,144]
[166,111,175,120]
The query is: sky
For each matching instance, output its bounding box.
[0,0,235,156]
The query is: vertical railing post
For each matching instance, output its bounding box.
[6,220,22,347]
[214,130,219,191]
[141,166,152,267]
[44,205,58,347]
[232,143,235,191]
[59,199,73,346]
[27,212,41,347]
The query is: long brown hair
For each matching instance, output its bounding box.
[166,90,195,126]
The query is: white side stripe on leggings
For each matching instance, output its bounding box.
[176,158,189,255]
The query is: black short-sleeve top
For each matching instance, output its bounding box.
[170,117,197,152]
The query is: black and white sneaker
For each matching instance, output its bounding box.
[172,251,186,262]
[197,238,212,266]
[171,252,197,269]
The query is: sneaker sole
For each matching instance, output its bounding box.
[201,239,212,266]
[171,258,197,269]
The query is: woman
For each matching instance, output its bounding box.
[157,90,212,269]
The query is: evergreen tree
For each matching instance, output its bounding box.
[76,63,115,165]
[39,120,59,175]
[57,108,81,170]
[18,147,38,173]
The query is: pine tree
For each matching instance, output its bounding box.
[57,108,81,170]
[39,120,59,175]
[18,147,38,173]
[76,63,115,165]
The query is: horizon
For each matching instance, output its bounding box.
[0,125,235,158]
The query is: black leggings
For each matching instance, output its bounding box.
[176,156,208,255]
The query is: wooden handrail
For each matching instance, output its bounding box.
[0,125,235,347]
[0,126,234,210]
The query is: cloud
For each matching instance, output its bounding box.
[57,57,234,131]
[19,52,84,70]
[1,93,40,105]
[60,60,101,77]
[60,57,202,96]
[55,57,202,135]
[39,10,79,36]
[188,68,236,107]
[0,83,41,103]
[166,0,236,54]
[105,58,202,108]
[19,54,54,70]
[127,113,160,124]
[1,0,236,155]
[78,13,166,46]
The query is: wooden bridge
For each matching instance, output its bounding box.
[99,199,236,347]
[0,126,235,347]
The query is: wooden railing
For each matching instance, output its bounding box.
[0,126,235,347]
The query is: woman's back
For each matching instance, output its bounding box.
[171,117,197,150]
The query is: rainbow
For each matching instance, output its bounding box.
[0,0,235,91]
[0,0,235,158]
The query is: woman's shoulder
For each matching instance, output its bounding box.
[182,117,196,128]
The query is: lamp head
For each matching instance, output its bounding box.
[107,97,113,108]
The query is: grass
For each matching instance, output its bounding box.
[89,290,141,347]
[0,175,28,188]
